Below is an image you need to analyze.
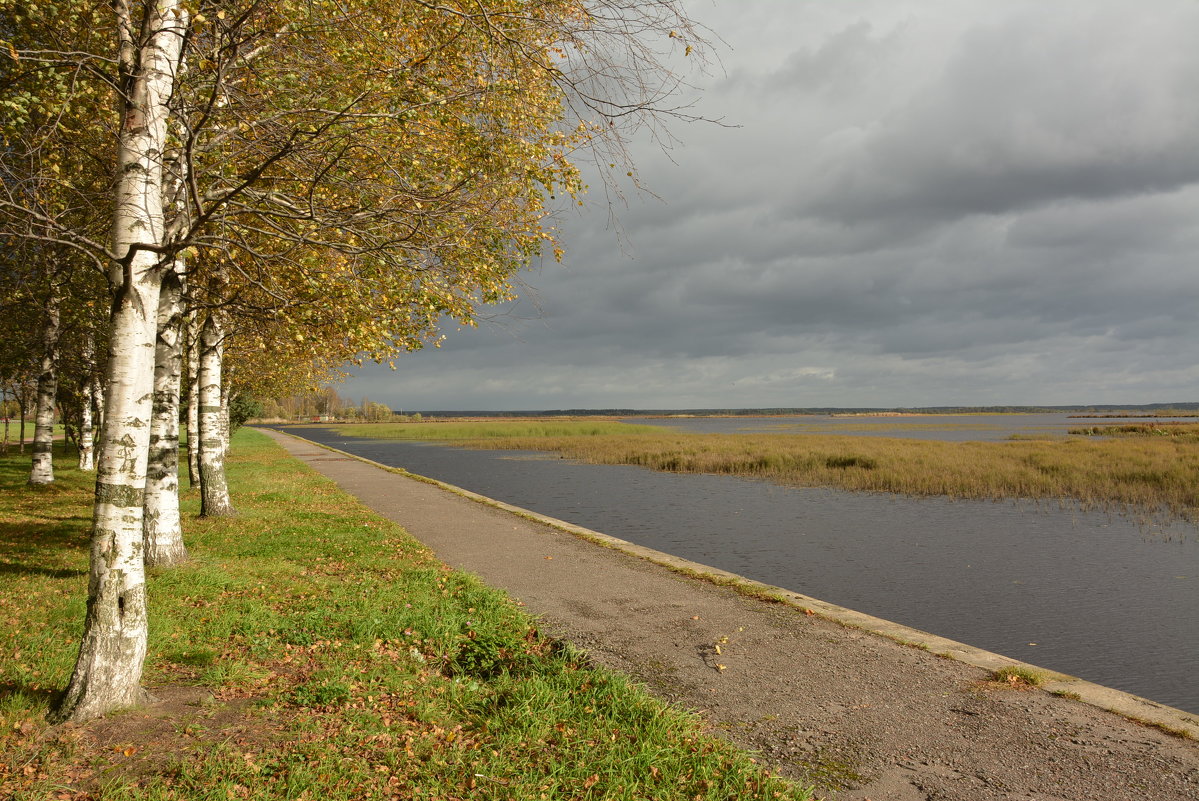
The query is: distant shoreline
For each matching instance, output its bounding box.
[261,402,1199,423]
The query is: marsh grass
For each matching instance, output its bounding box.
[1069,423,1199,441]
[361,424,1199,524]
[0,430,807,800]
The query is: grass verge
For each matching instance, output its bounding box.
[0,431,809,800]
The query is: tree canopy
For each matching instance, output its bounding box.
[0,0,707,722]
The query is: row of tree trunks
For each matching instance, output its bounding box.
[22,0,699,728]
[13,0,223,710]
[22,268,233,572]
[21,276,231,535]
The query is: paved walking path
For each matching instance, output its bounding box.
[261,428,1199,801]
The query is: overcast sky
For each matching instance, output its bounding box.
[343,0,1199,411]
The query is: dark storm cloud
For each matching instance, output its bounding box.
[344,0,1199,410]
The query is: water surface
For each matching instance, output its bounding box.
[283,426,1199,714]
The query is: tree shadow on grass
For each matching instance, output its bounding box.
[0,443,78,485]
[0,519,91,577]
[0,561,86,579]
[0,681,59,708]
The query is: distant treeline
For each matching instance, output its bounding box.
[404,403,1199,419]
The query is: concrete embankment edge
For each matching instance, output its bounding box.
[273,429,1199,740]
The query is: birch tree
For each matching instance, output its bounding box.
[185,312,201,487]
[27,275,61,484]
[48,0,186,723]
[76,333,100,471]
[144,261,188,565]
[196,307,235,517]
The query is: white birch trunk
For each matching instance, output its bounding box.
[198,312,235,517]
[186,314,200,488]
[78,382,96,471]
[78,336,97,471]
[52,0,184,724]
[91,371,105,447]
[220,381,231,457]
[29,288,61,485]
[144,264,187,567]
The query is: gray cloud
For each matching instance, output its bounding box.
[343,0,1199,411]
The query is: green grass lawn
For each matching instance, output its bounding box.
[0,429,808,800]
[1,421,66,444]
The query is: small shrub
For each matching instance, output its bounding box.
[991,665,1044,687]
[824,454,877,470]
[450,630,541,679]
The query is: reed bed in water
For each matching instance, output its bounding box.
[436,428,1199,523]
[1068,423,1199,440]
[323,420,1199,521]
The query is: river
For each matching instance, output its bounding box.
[280,425,1199,715]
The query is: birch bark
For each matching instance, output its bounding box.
[78,336,97,471]
[219,382,231,456]
[29,286,61,485]
[144,263,187,566]
[78,381,96,471]
[198,311,235,517]
[91,371,105,446]
[52,0,184,724]
[186,316,200,487]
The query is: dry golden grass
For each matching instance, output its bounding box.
[1068,423,1199,439]
[452,431,1199,523]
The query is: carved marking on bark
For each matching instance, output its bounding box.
[95,482,146,508]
